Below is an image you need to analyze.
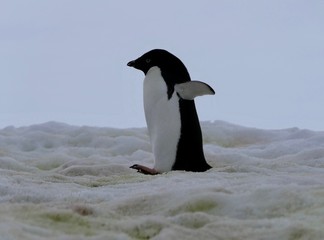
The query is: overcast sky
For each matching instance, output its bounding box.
[1,1,323,130]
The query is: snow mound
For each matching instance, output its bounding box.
[0,121,324,239]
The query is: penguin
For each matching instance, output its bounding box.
[127,49,215,175]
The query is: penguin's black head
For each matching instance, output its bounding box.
[127,49,190,82]
[127,50,155,74]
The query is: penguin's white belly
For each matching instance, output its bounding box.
[143,67,181,172]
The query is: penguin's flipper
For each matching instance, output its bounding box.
[130,164,159,175]
[174,81,215,100]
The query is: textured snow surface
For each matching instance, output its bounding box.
[0,121,324,240]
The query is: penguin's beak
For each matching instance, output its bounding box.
[127,60,136,67]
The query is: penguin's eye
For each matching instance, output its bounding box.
[146,58,151,63]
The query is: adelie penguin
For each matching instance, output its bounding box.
[127,49,215,175]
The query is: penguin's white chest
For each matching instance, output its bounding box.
[143,67,181,172]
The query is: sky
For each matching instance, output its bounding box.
[1,1,324,130]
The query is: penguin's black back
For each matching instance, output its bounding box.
[172,99,212,172]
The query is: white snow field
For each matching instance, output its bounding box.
[0,121,323,240]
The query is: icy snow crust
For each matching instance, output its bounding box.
[0,121,324,240]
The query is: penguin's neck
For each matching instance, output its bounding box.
[143,67,181,172]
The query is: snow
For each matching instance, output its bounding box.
[0,121,324,240]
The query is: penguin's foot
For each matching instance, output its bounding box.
[130,164,159,175]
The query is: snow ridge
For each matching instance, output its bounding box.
[0,121,324,239]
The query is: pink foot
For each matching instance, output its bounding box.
[130,164,159,175]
